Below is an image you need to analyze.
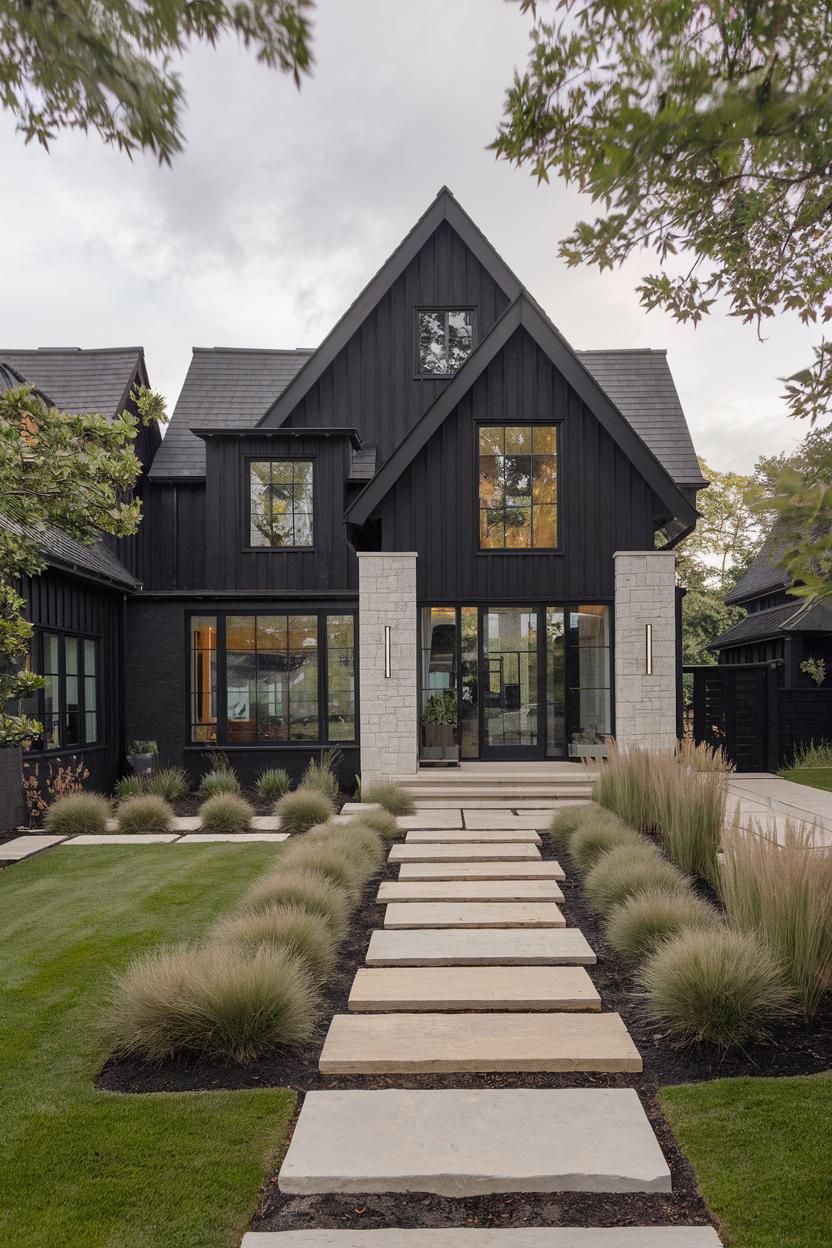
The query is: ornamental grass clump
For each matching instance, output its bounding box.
[305,820,386,873]
[357,807,399,839]
[198,767,240,798]
[144,766,190,801]
[274,789,335,834]
[300,756,340,800]
[639,927,794,1049]
[44,791,110,836]
[113,775,144,803]
[279,840,367,900]
[256,767,292,800]
[116,794,174,834]
[105,942,320,1062]
[606,887,723,963]
[239,867,350,939]
[584,842,691,915]
[720,820,832,1018]
[212,903,339,982]
[652,752,726,886]
[567,811,644,870]
[548,803,597,849]
[359,782,415,816]
[199,793,253,834]
[594,742,658,832]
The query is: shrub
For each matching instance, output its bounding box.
[44,791,110,836]
[114,775,144,803]
[606,887,723,963]
[116,794,174,834]
[104,942,320,1061]
[567,811,644,870]
[200,793,253,833]
[274,789,335,834]
[145,767,190,801]
[548,803,596,848]
[640,927,794,1048]
[199,768,240,798]
[256,767,291,800]
[584,842,691,915]
[239,867,350,938]
[357,807,399,839]
[360,782,415,816]
[212,903,339,981]
[305,819,386,868]
[720,821,832,1018]
[652,754,726,885]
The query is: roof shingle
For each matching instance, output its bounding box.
[0,347,144,418]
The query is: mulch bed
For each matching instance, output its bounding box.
[96,816,832,1235]
[170,788,349,818]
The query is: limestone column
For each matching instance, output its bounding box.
[613,550,678,751]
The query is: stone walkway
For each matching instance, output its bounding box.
[0,829,289,864]
[249,813,722,1246]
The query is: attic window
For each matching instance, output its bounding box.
[249,459,314,548]
[417,309,474,376]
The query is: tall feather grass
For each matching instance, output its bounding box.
[720,819,832,1018]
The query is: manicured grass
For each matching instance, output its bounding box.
[660,1074,832,1248]
[0,844,295,1248]
[779,767,832,794]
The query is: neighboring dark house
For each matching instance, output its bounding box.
[0,348,157,798]
[710,530,832,687]
[5,189,707,802]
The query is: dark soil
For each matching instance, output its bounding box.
[171,787,348,818]
[97,819,832,1235]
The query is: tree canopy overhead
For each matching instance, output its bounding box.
[0,0,315,162]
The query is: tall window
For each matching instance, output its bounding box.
[326,615,356,741]
[32,631,99,751]
[249,460,314,548]
[568,605,611,758]
[190,616,218,743]
[417,309,474,375]
[478,424,558,549]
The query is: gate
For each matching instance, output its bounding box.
[688,663,779,772]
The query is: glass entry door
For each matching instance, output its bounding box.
[480,607,543,758]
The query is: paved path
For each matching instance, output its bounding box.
[727,773,832,842]
[0,829,289,864]
[268,804,721,1246]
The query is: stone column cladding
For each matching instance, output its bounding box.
[358,552,419,784]
[613,551,678,752]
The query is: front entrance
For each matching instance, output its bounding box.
[419,603,611,763]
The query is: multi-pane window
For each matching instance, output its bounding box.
[31,631,98,751]
[478,424,558,549]
[189,613,356,746]
[249,459,314,548]
[417,309,474,375]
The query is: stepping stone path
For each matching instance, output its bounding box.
[0,834,65,861]
[268,806,722,1245]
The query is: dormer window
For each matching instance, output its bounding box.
[417,309,474,376]
[249,459,314,548]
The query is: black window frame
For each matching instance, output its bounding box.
[475,420,563,554]
[25,629,101,755]
[186,608,358,749]
[414,306,477,379]
[243,455,317,552]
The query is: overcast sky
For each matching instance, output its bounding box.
[0,0,815,473]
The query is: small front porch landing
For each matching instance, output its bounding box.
[392,761,598,810]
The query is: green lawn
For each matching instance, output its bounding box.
[779,767,832,794]
[660,1074,832,1248]
[0,844,296,1248]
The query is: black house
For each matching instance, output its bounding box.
[5,190,706,798]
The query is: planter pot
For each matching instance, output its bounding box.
[425,723,455,749]
[127,752,155,775]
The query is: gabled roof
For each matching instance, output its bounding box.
[710,596,832,650]
[346,295,699,530]
[257,186,523,430]
[725,528,790,604]
[0,347,146,419]
[2,515,139,591]
[149,347,313,479]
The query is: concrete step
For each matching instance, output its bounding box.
[383,901,566,929]
[405,829,541,844]
[319,1012,641,1074]
[347,966,601,1012]
[377,880,565,903]
[277,1088,671,1195]
[365,927,596,966]
[397,860,565,881]
[243,1229,723,1248]
[390,844,541,864]
[412,798,591,810]
[404,785,593,797]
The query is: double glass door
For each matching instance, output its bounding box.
[481,607,541,757]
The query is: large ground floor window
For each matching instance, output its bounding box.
[419,603,611,761]
[189,610,356,747]
[23,629,99,752]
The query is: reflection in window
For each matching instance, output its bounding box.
[327,615,356,741]
[42,632,60,749]
[32,631,98,751]
[420,607,458,758]
[190,616,218,743]
[460,606,479,758]
[226,615,318,742]
[249,460,314,548]
[545,608,566,758]
[479,425,558,549]
[417,309,473,375]
[568,605,611,758]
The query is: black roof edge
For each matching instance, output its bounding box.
[192,426,362,447]
[346,293,698,530]
[256,186,523,430]
[41,549,140,592]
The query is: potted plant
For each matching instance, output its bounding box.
[422,690,459,762]
[127,739,158,776]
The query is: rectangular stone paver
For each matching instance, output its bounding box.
[397,860,565,882]
[365,928,596,966]
[405,829,540,844]
[377,880,564,903]
[397,812,463,830]
[319,1012,641,1074]
[177,833,289,843]
[463,812,552,830]
[383,901,565,929]
[347,966,601,1012]
[389,844,541,864]
[243,1229,723,1247]
[62,834,180,844]
[278,1088,671,1195]
[0,834,65,860]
